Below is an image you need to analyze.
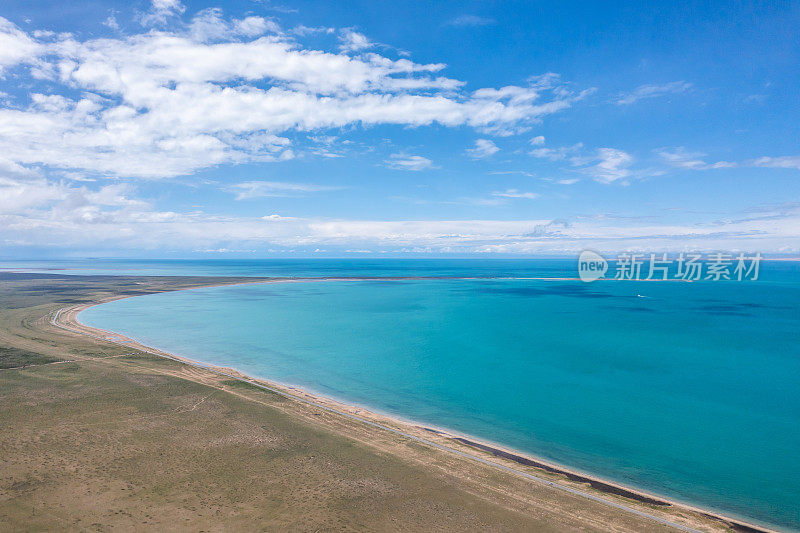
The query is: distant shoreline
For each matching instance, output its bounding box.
[56,276,773,533]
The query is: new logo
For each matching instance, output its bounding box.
[578,250,608,282]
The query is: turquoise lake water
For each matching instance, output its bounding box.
[70,260,800,530]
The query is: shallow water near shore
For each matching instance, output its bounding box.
[77,260,800,530]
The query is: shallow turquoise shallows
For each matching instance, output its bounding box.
[78,263,800,530]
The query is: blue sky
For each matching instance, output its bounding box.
[1,0,798,257]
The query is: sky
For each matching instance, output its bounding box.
[0,0,799,258]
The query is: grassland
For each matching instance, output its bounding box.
[0,272,757,531]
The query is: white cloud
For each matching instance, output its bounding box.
[338,30,372,52]
[0,17,43,72]
[658,148,800,171]
[530,139,643,184]
[188,8,279,41]
[3,182,798,254]
[102,13,120,31]
[529,135,545,146]
[446,15,495,27]
[0,156,39,178]
[153,0,183,10]
[658,147,737,170]
[492,189,539,200]
[583,148,634,184]
[466,139,499,159]
[530,143,582,161]
[615,81,691,105]
[290,25,335,36]
[255,1,299,15]
[235,16,280,37]
[0,176,148,226]
[140,0,186,26]
[385,154,433,171]
[194,248,256,253]
[229,180,339,200]
[750,155,800,170]
[488,170,534,177]
[0,14,587,179]
[0,177,64,213]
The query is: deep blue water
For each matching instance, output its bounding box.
[63,260,800,529]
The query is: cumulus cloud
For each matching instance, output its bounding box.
[338,30,372,52]
[615,81,691,105]
[0,177,65,213]
[188,8,279,41]
[140,0,186,26]
[466,139,499,159]
[0,14,588,180]
[384,154,433,171]
[0,176,148,227]
[0,17,43,72]
[235,16,280,37]
[2,9,797,257]
[102,11,121,31]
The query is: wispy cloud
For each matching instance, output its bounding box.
[529,138,645,184]
[530,143,583,161]
[465,139,499,159]
[615,81,692,105]
[384,154,434,171]
[194,248,256,253]
[253,0,299,14]
[582,148,634,183]
[658,147,736,170]
[488,170,534,177]
[229,181,339,200]
[4,177,797,254]
[492,189,539,200]
[750,155,800,170]
[657,147,800,171]
[445,15,495,27]
[530,138,662,184]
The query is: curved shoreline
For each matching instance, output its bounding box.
[55,277,774,533]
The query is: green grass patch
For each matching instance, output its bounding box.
[221,379,286,401]
[0,346,61,369]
